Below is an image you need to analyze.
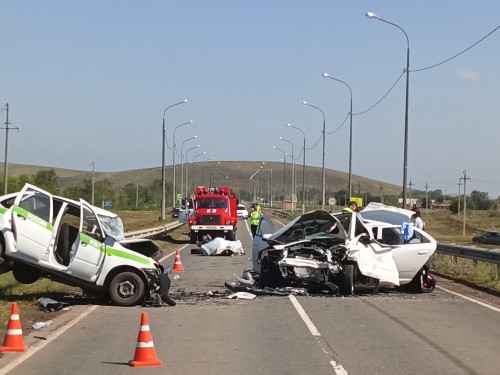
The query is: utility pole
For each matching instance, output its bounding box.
[424,182,429,210]
[357,181,361,195]
[408,179,414,208]
[89,162,95,205]
[1,104,18,194]
[136,173,139,208]
[379,184,384,204]
[457,178,463,215]
[462,170,471,237]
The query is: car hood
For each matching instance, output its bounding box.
[268,210,347,243]
[360,202,415,225]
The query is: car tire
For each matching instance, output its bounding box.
[189,232,197,244]
[12,262,41,284]
[226,230,235,241]
[108,271,145,306]
[407,265,435,293]
[339,263,355,296]
[473,239,480,244]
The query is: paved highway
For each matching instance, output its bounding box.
[1,217,500,374]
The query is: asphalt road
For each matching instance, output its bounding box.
[1,218,500,374]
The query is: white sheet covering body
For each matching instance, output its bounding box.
[200,237,245,256]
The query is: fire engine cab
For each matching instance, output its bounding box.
[188,186,238,243]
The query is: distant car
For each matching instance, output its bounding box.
[472,232,500,245]
[237,204,249,219]
[171,207,180,218]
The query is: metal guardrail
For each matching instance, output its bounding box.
[436,243,500,265]
[124,221,184,239]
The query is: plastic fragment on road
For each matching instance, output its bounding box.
[226,292,256,300]
[32,320,53,330]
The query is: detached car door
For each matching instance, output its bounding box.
[66,200,106,281]
[11,184,53,261]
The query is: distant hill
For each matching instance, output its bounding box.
[3,161,403,198]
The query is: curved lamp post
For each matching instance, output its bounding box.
[180,135,197,203]
[191,152,206,191]
[322,73,353,201]
[366,11,410,208]
[172,120,193,208]
[185,145,200,197]
[287,123,306,214]
[161,99,187,220]
[273,146,287,208]
[302,101,326,210]
[279,136,295,211]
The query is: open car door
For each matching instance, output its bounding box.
[11,184,53,261]
[65,199,106,281]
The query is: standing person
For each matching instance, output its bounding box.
[250,204,261,238]
[411,209,425,230]
[342,201,358,214]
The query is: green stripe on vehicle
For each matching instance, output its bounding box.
[13,206,53,230]
[79,233,153,267]
[0,206,7,214]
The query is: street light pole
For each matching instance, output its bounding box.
[191,152,206,191]
[184,145,200,198]
[172,120,193,209]
[273,146,287,209]
[161,99,187,220]
[366,11,410,208]
[322,73,353,201]
[180,135,197,203]
[302,101,326,210]
[287,123,306,214]
[278,136,295,212]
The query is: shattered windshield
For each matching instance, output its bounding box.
[98,214,125,241]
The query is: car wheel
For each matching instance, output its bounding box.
[473,239,480,244]
[12,262,42,284]
[408,265,435,293]
[108,271,145,306]
[226,230,235,241]
[339,263,355,296]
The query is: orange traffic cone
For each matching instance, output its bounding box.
[172,249,184,272]
[129,312,163,367]
[0,302,27,352]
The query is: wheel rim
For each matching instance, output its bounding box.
[116,279,137,298]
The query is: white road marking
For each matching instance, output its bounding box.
[288,295,321,336]
[289,295,348,374]
[436,285,500,312]
[0,305,99,375]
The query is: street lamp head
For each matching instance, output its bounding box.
[273,145,277,149]
[189,120,193,123]
[278,136,283,140]
[365,11,378,19]
[302,101,308,105]
[322,73,331,78]
[182,99,188,103]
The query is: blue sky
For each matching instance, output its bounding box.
[1,1,499,197]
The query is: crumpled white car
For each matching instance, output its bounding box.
[0,183,174,306]
[251,203,436,295]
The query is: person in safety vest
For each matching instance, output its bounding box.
[342,201,359,214]
[250,204,261,238]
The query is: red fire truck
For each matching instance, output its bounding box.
[188,186,239,243]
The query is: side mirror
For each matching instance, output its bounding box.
[104,236,115,246]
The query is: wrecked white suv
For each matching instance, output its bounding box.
[0,184,173,306]
[252,205,436,295]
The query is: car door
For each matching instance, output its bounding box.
[251,216,277,272]
[11,184,53,261]
[65,200,106,281]
[380,226,435,282]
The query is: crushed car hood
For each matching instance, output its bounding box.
[267,210,347,244]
